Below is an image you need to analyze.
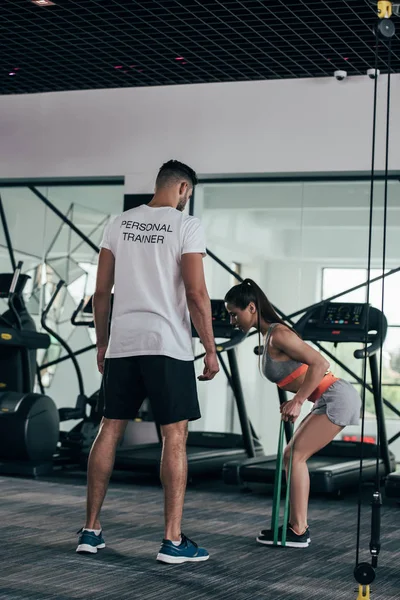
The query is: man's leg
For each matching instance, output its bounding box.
[141,356,208,562]
[80,357,145,537]
[159,420,188,541]
[85,417,128,529]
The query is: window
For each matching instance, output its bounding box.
[230,262,242,287]
[322,268,400,419]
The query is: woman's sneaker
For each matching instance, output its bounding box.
[257,524,310,548]
[76,528,106,554]
[157,533,209,564]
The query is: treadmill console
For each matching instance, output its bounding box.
[295,302,386,346]
[320,303,366,329]
[193,300,236,340]
[211,300,230,324]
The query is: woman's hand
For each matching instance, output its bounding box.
[280,398,303,423]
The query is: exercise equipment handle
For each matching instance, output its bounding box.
[71,299,86,326]
[71,298,94,327]
[369,491,382,567]
[8,261,24,330]
[41,280,65,326]
[354,311,388,359]
[8,261,23,296]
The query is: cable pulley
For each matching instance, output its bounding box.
[353,2,396,598]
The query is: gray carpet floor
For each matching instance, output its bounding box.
[0,473,399,600]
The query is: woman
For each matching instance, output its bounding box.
[224,279,361,548]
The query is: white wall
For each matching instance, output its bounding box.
[0,75,399,192]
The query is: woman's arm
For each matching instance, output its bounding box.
[271,326,330,405]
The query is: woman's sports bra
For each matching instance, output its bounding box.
[262,323,308,387]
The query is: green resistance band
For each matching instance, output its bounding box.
[271,419,294,546]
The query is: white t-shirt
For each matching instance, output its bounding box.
[100,204,206,361]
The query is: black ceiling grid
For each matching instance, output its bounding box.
[1,0,398,95]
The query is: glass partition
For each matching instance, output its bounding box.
[196,178,400,455]
[0,183,123,418]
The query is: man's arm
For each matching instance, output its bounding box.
[181,253,219,380]
[93,248,115,372]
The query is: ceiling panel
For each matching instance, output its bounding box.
[1,0,398,95]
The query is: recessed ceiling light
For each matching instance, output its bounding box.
[31,0,56,6]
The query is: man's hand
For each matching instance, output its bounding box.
[198,352,219,381]
[97,345,107,374]
[280,398,303,423]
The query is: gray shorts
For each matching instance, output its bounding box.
[310,379,361,427]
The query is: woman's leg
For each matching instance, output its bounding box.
[283,413,343,534]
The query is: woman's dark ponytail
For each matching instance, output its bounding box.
[225,278,287,328]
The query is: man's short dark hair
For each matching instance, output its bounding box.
[156,160,198,189]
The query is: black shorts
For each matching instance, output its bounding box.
[100,355,201,425]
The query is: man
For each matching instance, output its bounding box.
[76,160,219,564]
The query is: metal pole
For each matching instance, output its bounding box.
[218,352,259,440]
[226,347,255,458]
[29,186,100,254]
[388,431,400,445]
[369,353,391,475]
[0,193,16,271]
[40,343,96,370]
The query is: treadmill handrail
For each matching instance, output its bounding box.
[71,299,93,327]
[354,309,388,359]
[7,261,24,331]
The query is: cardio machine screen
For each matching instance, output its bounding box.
[211,300,230,325]
[192,300,233,340]
[320,303,366,329]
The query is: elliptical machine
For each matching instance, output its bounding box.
[40,280,102,466]
[0,262,59,477]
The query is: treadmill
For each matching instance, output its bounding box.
[76,298,264,476]
[223,302,396,495]
[385,469,400,499]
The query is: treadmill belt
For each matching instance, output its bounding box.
[233,457,389,495]
[114,444,261,476]
[385,469,400,498]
